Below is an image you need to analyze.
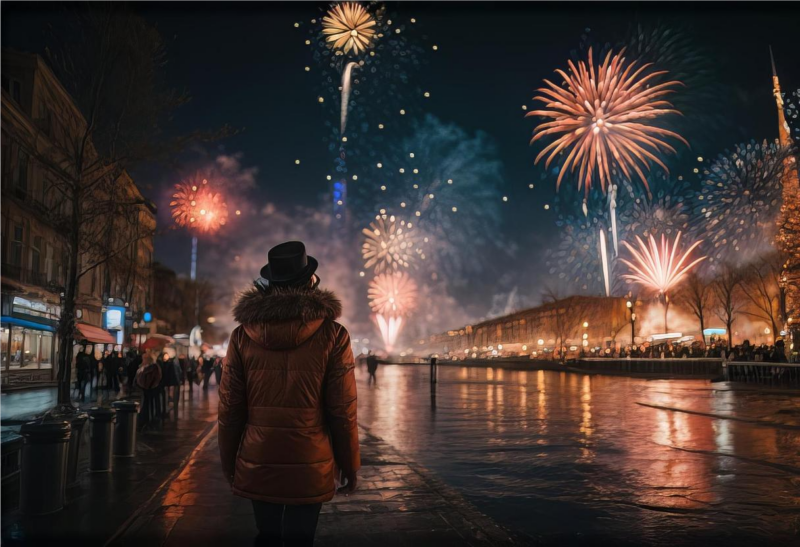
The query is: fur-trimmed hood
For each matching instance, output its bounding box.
[232,286,342,350]
[233,286,342,325]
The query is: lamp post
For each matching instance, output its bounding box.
[627,300,636,345]
[581,321,589,357]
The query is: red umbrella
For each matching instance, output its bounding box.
[140,334,175,351]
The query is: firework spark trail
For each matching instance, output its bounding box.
[375,314,403,353]
[620,231,705,295]
[609,184,619,255]
[527,47,687,199]
[340,61,359,135]
[599,228,611,297]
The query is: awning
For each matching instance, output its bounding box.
[75,322,116,344]
[0,316,56,332]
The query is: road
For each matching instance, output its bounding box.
[356,364,800,546]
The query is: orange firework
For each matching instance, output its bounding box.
[527,47,688,197]
[170,179,229,235]
[368,272,418,316]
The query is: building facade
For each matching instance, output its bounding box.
[1,50,155,389]
[420,296,632,359]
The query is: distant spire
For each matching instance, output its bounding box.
[770,46,790,146]
[769,45,778,78]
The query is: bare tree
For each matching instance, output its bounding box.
[713,265,743,348]
[5,5,233,411]
[677,272,712,347]
[741,252,784,337]
[542,288,590,362]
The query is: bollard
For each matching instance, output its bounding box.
[430,357,438,384]
[20,420,71,515]
[66,412,88,488]
[111,400,140,457]
[88,407,116,472]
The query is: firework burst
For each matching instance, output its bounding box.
[170,179,229,235]
[359,115,504,285]
[784,88,800,142]
[362,215,419,273]
[368,271,418,316]
[618,172,694,240]
[527,47,688,197]
[620,231,705,295]
[696,140,794,267]
[548,176,630,295]
[322,2,377,55]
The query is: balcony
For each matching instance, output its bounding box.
[1,263,62,292]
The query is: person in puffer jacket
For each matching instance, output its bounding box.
[218,241,359,547]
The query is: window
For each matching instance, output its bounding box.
[1,326,9,371]
[22,329,41,369]
[38,332,54,369]
[45,243,54,282]
[11,224,24,267]
[15,150,29,195]
[31,236,42,274]
[9,326,24,369]
[1,74,21,104]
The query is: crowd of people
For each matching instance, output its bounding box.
[587,339,792,363]
[73,345,224,428]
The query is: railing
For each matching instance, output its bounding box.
[575,358,724,377]
[1,262,59,291]
[724,361,800,387]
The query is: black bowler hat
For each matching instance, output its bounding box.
[260,241,318,285]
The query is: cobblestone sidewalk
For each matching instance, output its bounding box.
[114,426,523,546]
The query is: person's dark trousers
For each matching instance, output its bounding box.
[251,501,322,547]
[203,372,211,390]
[78,374,89,401]
[141,389,157,426]
[158,387,167,417]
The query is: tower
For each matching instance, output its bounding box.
[771,47,800,347]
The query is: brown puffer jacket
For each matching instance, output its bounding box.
[218,286,359,504]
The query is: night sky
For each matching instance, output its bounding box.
[3,2,799,329]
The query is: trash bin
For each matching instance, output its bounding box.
[111,400,139,457]
[19,421,71,515]
[66,412,88,488]
[88,407,116,472]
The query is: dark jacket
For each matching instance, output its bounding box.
[162,357,181,387]
[218,286,359,505]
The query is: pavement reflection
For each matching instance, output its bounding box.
[357,363,800,546]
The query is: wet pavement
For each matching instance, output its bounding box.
[5,364,800,546]
[357,364,800,546]
[115,426,516,546]
[2,385,220,546]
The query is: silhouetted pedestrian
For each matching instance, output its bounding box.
[366,352,378,385]
[219,241,359,547]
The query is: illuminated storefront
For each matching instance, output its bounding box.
[1,295,59,387]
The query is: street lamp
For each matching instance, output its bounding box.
[627,300,636,346]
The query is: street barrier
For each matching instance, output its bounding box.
[66,412,88,488]
[19,420,71,515]
[88,407,116,472]
[111,400,140,457]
